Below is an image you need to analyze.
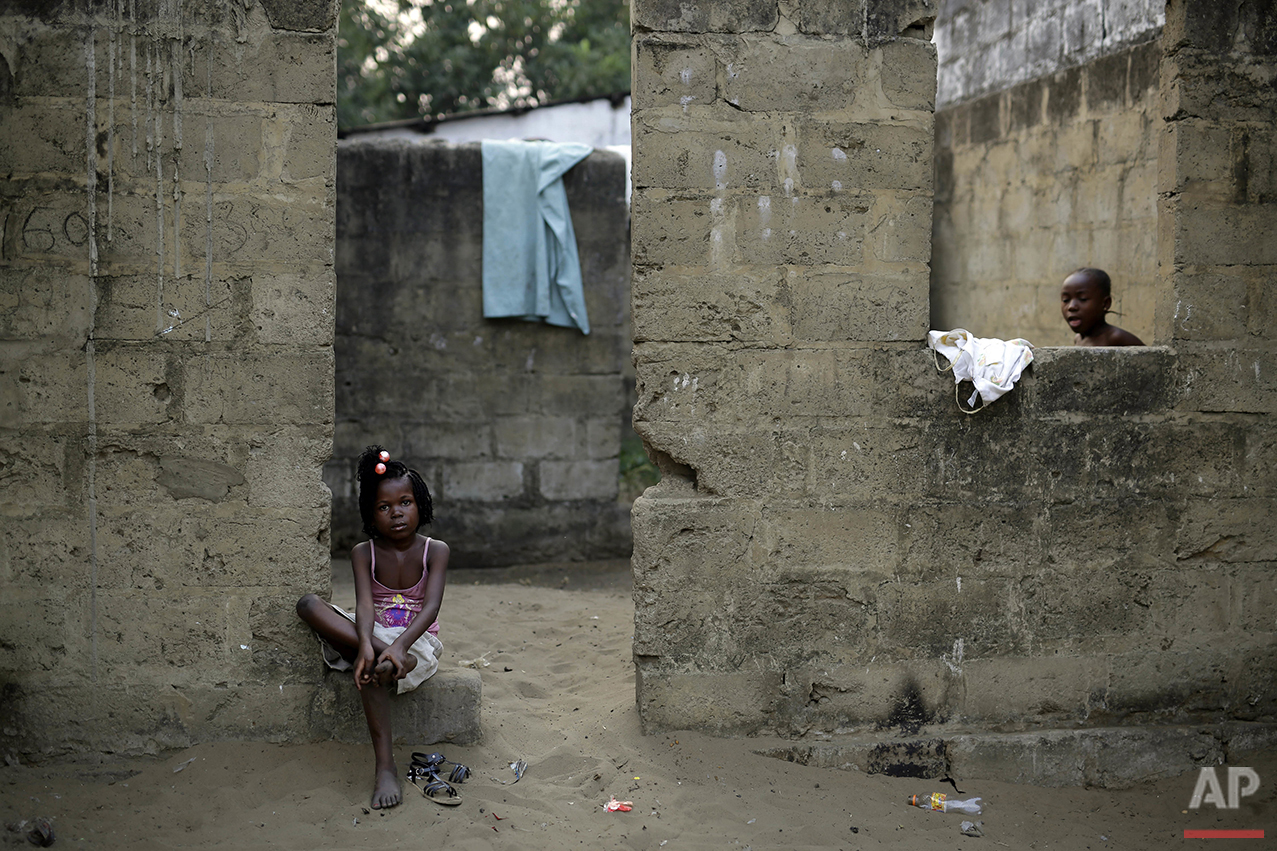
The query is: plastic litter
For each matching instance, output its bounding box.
[603,796,633,813]
[11,817,55,843]
[908,793,983,815]
[961,820,984,837]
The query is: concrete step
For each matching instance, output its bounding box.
[309,667,482,745]
[752,722,1277,789]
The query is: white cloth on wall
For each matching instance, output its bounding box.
[927,328,1035,412]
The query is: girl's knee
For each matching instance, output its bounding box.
[296,593,323,619]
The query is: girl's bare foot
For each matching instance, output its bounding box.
[374,654,417,687]
[371,766,402,809]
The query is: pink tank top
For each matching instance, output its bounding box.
[369,538,440,635]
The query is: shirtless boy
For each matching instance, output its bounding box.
[1060,268,1144,346]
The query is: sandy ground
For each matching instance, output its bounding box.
[2,560,1273,849]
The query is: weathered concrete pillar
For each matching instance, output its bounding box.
[0,1,337,758]
[1156,0,1277,404]
[630,0,938,734]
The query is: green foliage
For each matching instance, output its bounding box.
[338,0,631,132]
[618,430,660,503]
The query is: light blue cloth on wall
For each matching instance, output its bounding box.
[481,140,594,334]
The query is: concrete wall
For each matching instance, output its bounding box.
[409,96,631,148]
[932,36,1161,344]
[1157,4,1277,374]
[630,0,1276,774]
[331,139,633,566]
[0,1,337,759]
[630,0,940,731]
[934,0,1163,108]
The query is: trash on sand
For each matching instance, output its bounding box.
[506,759,527,783]
[30,823,54,847]
[908,793,983,815]
[9,819,54,848]
[458,652,491,669]
[173,757,197,773]
[603,796,633,813]
[960,820,984,837]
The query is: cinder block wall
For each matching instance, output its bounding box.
[330,139,632,566]
[1156,1,1277,356]
[630,0,939,732]
[931,0,1164,345]
[630,0,1276,748]
[0,2,336,759]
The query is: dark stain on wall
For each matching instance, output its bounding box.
[881,676,936,736]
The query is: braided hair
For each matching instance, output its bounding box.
[356,445,433,538]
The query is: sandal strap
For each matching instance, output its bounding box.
[424,778,457,798]
[410,751,469,783]
[411,751,444,767]
[410,761,440,778]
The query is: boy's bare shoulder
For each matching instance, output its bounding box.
[1094,325,1144,346]
[1109,327,1144,346]
[1082,324,1145,346]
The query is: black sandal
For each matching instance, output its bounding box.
[407,758,463,806]
[411,751,470,784]
[411,772,462,806]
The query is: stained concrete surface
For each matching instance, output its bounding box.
[628,0,1277,782]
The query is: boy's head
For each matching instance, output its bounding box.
[1061,268,1112,337]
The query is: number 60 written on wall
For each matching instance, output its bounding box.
[0,206,93,260]
[1,201,249,263]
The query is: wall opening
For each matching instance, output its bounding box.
[930,0,1166,347]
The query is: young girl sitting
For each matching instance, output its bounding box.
[296,445,450,809]
[1060,267,1144,346]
